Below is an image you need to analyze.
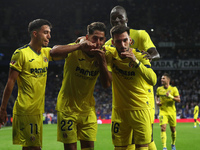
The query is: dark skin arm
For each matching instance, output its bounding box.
[142,47,160,61]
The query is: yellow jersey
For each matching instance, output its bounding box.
[56,43,100,114]
[194,105,199,118]
[105,45,157,110]
[105,29,155,52]
[10,44,52,115]
[156,85,180,115]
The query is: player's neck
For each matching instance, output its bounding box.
[164,84,169,89]
[29,41,42,54]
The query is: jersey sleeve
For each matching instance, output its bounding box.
[173,86,180,97]
[139,30,155,51]
[134,51,157,86]
[10,49,24,72]
[43,47,53,61]
[104,38,113,46]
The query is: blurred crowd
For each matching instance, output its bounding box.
[0,0,199,54]
[0,0,200,122]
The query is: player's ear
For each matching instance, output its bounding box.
[32,31,37,38]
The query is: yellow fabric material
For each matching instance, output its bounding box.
[161,131,167,148]
[171,131,176,145]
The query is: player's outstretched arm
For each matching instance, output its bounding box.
[0,68,19,126]
[50,40,96,58]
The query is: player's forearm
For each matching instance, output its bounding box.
[172,96,181,103]
[147,47,160,61]
[135,61,157,86]
[1,80,15,110]
[98,57,112,88]
[50,44,81,57]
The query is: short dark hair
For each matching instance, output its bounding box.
[28,19,52,35]
[111,5,127,18]
[163,73,171,80]
[87,22,107,35]
[110,25,130,38]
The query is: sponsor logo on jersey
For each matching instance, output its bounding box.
[30,67,48,74]
[75,66,99,76]
[113,64,135,76]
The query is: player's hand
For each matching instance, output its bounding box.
[79,40,96,52]
[75,36,86,43]
[90,48,106,63]
[166,92,174,99]
[121,50,137,61]
[0,107,7,126]
[141,50,152,62]
[156,100,162,106]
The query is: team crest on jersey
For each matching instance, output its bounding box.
[63,133,68,138]
[10,60,16,65]
[130,38,134,45]
[43,57,48,62]
[30,135,36,142]
[129,61,135,68]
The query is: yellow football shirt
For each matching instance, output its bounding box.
[10,44,52,115]
[194,105,199,118]
[156,85,180,115]
[105,28,156,112]
[105,45,157,110]
[105,29,155,52]
[56,43,100,114]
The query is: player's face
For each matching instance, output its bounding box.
[36,25,51,47]
[161,75,169,85]
[110,10,128,27]
[87,30,106,49]
[112,31,131,58]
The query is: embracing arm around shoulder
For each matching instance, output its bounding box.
[50,40,97,58]
[147,47,160,61]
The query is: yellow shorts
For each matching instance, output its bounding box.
[194,114,198,120]
[12,114,43,147]
[159,113,176,126]
[57,110,97,144]
[111,108,151,146]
